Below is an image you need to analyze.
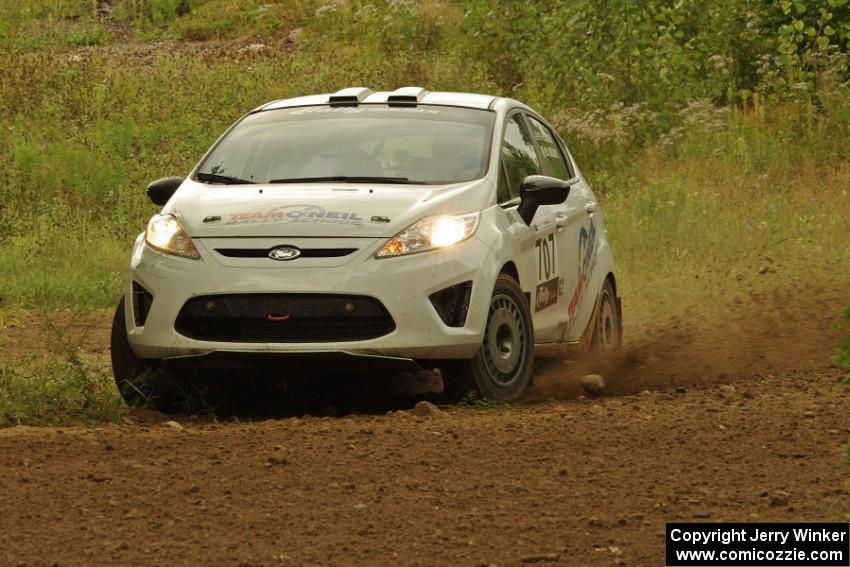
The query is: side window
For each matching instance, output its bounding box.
[527,116,571,180]
[500,113,542,202]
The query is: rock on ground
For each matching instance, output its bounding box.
[580,374,606,395]
[413,400,443,417]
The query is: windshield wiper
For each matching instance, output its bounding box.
[268,176,424,185]
[196,172,257,185]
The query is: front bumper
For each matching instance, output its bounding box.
[125,234,496,361]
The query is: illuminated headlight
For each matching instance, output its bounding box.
[145,214,200,259]
[376,212,480,258]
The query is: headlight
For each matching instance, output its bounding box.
[145,214,200,259]
[376,212,480,258]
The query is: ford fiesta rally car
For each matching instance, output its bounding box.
[111,87,622,403]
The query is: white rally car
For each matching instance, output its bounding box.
[111,87,621,403]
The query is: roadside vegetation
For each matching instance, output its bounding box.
[838,310,850,379]
[1,0,849,423]
[0,315,125,425]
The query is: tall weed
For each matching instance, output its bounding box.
[0,315,125,425]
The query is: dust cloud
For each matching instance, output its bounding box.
[530,275,849,400]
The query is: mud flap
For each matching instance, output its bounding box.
[568,287,622,352]
[577,292,601,351]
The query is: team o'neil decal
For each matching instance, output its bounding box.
[224,204,364,226]
[534,232,564,312]
[567,219,598,321]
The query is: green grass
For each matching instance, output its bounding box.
[0,214,127,309]
[600,104,850,320]
[459,391,510,411]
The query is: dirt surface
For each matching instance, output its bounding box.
[1,277,849,565]
[0,369,847,566]
[0,309,111,358]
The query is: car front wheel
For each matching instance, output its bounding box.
[110,297,179,411]
[442,274,535,402]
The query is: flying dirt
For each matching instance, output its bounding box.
[532,274,849,400]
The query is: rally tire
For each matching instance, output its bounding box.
[442,275,535,402]
[110,298,177,411]
[439,361,477,403]
[589,279,621,351]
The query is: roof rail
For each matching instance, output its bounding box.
[387,86,428,106]
[328,87,373,106]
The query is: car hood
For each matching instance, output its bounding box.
[167,178,492,238]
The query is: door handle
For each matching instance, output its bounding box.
[585,201,597,214]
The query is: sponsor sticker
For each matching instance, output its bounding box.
[567,219,598,321]
[535,276,561,312]
[225,204,364,226]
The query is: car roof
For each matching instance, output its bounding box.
[254,87,523,113]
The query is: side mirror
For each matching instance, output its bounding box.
[516,175,572,225]
[146,177,183,206]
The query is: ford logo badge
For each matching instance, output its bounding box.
[268,246,301,261]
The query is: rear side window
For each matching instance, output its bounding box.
[500,114,542,201]
[527,116,571,180]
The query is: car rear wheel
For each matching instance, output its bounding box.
[441,275,534,402]
[590,279,621,351]
[111,297,177,411]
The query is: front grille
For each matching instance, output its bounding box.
[215,247,357,258]
[175,294,395,343]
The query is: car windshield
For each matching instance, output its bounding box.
[195,105,496,186]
